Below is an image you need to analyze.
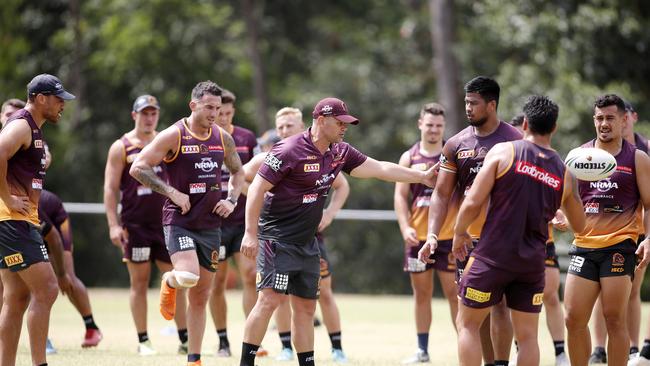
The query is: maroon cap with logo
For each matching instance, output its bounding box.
[312,97,359,124]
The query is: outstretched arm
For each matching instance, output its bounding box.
[350,157,438,187]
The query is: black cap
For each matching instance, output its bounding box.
[257,129,281,146]
[133,95,160,112]
[624,101,635,113]
[27,74,75,100]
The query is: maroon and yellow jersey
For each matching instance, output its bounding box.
[162,119,227,230]
[439,121,522,238]
[472,141,566,273]
[0,109,46,225]
[405,142,441,240]
[574,139,640,249]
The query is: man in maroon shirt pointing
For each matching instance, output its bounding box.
[239,97,438,366]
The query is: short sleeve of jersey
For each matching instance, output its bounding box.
[342,145,368,174]
[257,143,295,186]
[439,140,458,173]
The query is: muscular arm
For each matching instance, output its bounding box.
[319,173,350,232]
[634,150,650,268]
[350,157,436,186]
[240,153,266,196]
[427,170,456,237]
[239,175,275,259]
[0,120,32,214]
[394,151,418,246]
[130,127,179,197]
[44,225,66,278]
[103,140,125,240]
[222,131,244,201]
[560,172,586,234]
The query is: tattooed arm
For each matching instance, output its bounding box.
[213,129,244,217]
[130,125,191,214]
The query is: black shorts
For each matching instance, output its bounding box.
[123,223,171,263]
[163,225,221,272]
[0,220,49,272]
[317,236,332,279]
[567,239,637,282]
[545,242,560,268]
[256,238,321,299]
[218,224,244,261]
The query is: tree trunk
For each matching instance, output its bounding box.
[241,0,270,132]
[69,0,84,129]
[428,0,463,134]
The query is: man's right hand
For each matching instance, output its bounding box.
[8,195,31,216]
[109,225,128,247]
[170,190,191,214]
[240,232,259,259]
[401,227,419,247]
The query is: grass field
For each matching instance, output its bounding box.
[14,288,650,365]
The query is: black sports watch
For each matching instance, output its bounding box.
[226,196,238,206]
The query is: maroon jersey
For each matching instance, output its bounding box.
[472,140,566,273]
[439,121,522,238]
[406,142,440,240]
[257,129,367,245]
[39,189,72,249]
[119,135,167,226]
[635,132,649,154]
[162,119,226,230]
[0,109,46,225]
[574,139,640,248]
[221,125,257,226]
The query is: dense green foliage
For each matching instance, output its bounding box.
[1,0,649,294]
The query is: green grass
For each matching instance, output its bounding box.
[14,288,650,365]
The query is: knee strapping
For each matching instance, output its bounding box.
[172,270,199,288]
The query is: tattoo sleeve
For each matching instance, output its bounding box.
[223,133,242,174]
[132,165,174,197]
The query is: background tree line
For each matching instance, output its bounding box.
[2,0,650,296]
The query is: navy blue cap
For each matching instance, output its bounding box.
[257,129,281,146]
[133,95,160,112]
[27,74,75,100]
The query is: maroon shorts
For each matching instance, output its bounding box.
[122,223,171,263]
[458,256,545,313]
[403,240,455,273]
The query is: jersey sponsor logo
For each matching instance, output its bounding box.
[568,255,585,273]
[457,150,475,159]
[469,161,483,174]
[189,182,206,194]
[514,161,561,190]
[415,197,430,208]
[316,173,336,186]
[302,193,318,203]
[131,247,151,262]
[305,155,318,160]
[585,202,599,213]
[616,165,633,174]
[209,145,224,152]
[603,203,623,213]
[137,186,153,196]
[182,145,200,154]
[304,163,320,172]
[34,139,43,148]
[178,236,195,250]
[612,252,625,266]
[32,178,43,190]
[406,257,426,272]
[195,157,220,172]
[219,246,226,261]
[532,293,544,306]
[410,163,428,171]
[210,250,219,270]
[40,244,48,260]
[590,178,618,192]
[439,154,449,165]
[182,135,192,140]
[476,147,489,159]
[274,273,289,291]
[4,253,24,267]
[200,144,209,154]
[465,287,491,303]
[264,153,283,172]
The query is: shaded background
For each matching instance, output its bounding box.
[2,0,650,296]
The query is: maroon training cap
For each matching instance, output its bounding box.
[312,97,359,125]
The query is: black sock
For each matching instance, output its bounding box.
[38,364,47,366]
[83,315,99,330]
[484,363,495,366]
[554,340,565,356]
[217,328,230,349]
[279,331,292,349]
[188,353,200,362]
[494,360,509,366]
[641,339,650,358]
[240,342,259,366]
[137,332,149,343]
[594,346,606,355]
[417,332,429,354]
[631,346,639,354]
[178,328,188,344]
[329,331,342,350]
[297,351,315,366]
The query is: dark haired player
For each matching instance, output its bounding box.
[1,99,26,128]
[130,81,245,366]
[440,95,585,366]
[420,76,521,366]
[564,94,650,366]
